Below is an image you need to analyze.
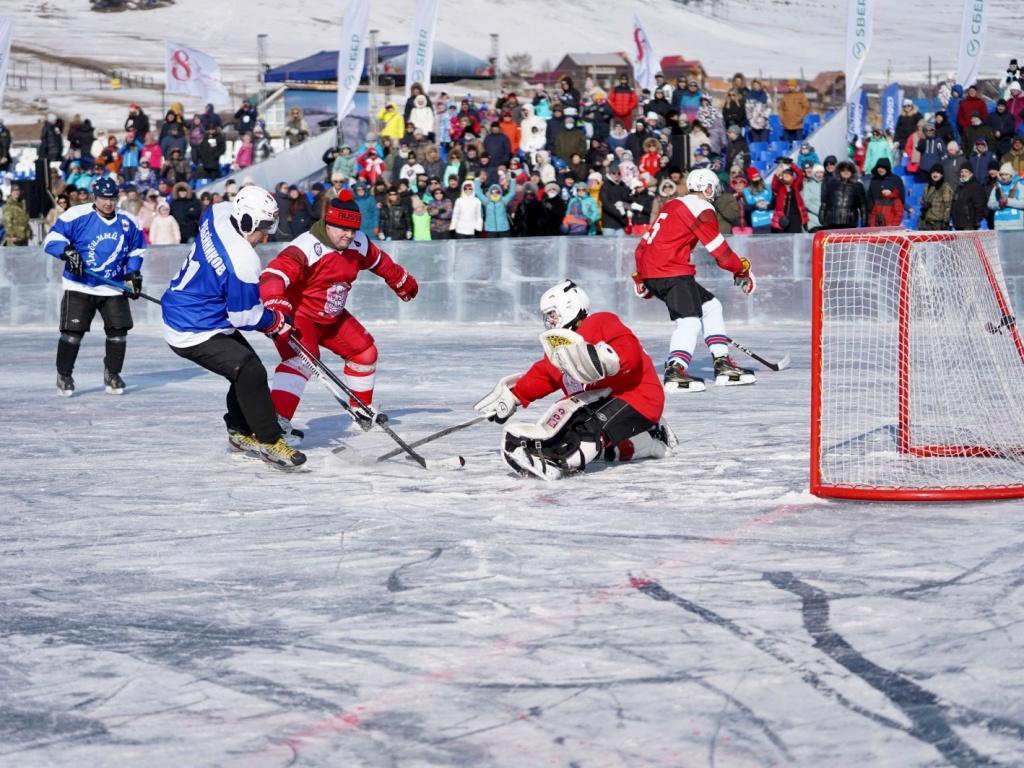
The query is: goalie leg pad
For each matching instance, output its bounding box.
[501,395,608,480]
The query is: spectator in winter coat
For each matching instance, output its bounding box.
[918,164,954,230]
[951,166,987,230]
[795,142,820,170]
[820,161,866,229]
[868,184,905,227]
[598,164,631,234]
[608,74,638,130]
[867,158,904,209]
[554,118,587,164]
[988,163,1024,230]
[862,128,894,179]
[39,113,64,162]
[803,164,825,230]
[915,123,947,182]
[946,85,964,140]
[68,118,96,161]
[351,181,380,238]
[200,103,222,130]
[894,99,923,153]
[117,132,144,181]
[724,124,750,172]
[195,127,226,179]
[930,111,954,145]
[124,103,150,138]
[160,121,188,161]
[673,80,703,124]
[408,94,436,137]
[233,100,258,135]
[475,179,517,236]
[779,81,809,141]
[1002,136,1024,175]
[285,107,311,147]
[745,94,770,142]
[968,138,997,181]
[962,114,995,151]
[1007,82,1024,128]
[956,84,989,135]
[697,96,727,153]
[742,169,773,234]
[645,89,673,120]
[378,187,412,240]
[557,77,581,111]
[427,187,453,238]
[139,132,162,172]
[1,186,30,245]
[331,145,358,180]
[148,200,181,245]
[450,179,482,238]
[712,183,741,234]
[942,141,970,186]
[169,182,201,243]
[722,89,747,131]
[512,184,544,237]
[234,133,254,170]
[984,100,1017,159]
[771,166,807,233]
[483,122,512,168]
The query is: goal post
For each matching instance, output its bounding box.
[811,228,1024,501]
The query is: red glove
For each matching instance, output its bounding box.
[734,258,756,295]
[263,309,293,340]
[389,269,419,302]
[263,296,294,315]
[631,271,651,299]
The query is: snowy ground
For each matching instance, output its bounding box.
[2,322,1023,767]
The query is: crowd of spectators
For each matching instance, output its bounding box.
[3,58,1024,246]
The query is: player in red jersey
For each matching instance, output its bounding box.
[474,280,676,480]
[259,192,418,435]
[632,167,757,392]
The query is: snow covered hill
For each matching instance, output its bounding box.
[2,0,1021,129]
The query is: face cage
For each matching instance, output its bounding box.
[542,308,562,330]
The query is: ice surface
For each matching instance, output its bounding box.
[2,322,1023,767]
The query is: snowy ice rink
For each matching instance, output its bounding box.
[3,322,1023,767]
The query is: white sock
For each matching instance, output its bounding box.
[701,298,730,358]
[668,317,702,368]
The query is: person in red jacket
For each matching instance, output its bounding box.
[956,84,989,136]
[632,167,756,392]
[259,192,418,435]
[771,165,808,232]
[608,74,639,130]
[473,280,676,480]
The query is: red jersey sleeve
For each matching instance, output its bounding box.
[584,313,644,386]
[692,207,744,274]
[510,358,563,407]
[260,246,308,300]
[357,237,406,287]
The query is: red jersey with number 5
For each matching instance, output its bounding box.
[634,194,743,279]
[510,311,664,423]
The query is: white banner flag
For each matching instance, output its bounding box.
[631,13,656,92]
[956,0,987,88]
[0,16,13,110]
[164,41,230,105]
[337,0,371,123]
[844,0,874,103]
[405,0,438,98]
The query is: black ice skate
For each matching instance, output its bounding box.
[257,436,307,469]
[353,409,387,432]
[663,361,706,393]
[713,356,756,386]
[57,374,75,397]
[104,369,125,395]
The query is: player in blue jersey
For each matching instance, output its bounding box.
[161,186,305,470]
[43,177,147,397]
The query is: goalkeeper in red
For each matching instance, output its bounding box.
[473,280,676,480]
[632,167,756,392]
[259,191,418,436]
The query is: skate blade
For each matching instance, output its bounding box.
[57,388,74,398]
[105,385,125,395]
[715,374,756,387]
[663,380,707,393]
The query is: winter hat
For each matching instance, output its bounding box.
[487,184,502,195]
[812,163,825,175]
[1010,81,1023,93]
[726,124,741,135]
[1001,163,1016,175]
[902,98,914,107]
[325,190,361,229]
[746,166,762,181]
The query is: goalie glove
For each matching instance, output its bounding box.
[734,257,756,295]
[540,330,621,385]
[474,374,521,424]
[631,271,651,299]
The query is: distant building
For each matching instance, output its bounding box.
[551,53,633,88]
[658,56,709,88]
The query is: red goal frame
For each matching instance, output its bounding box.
[810,229,1024,501]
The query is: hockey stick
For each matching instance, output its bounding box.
[375,415,486,462]
[985,314,1016,335]
[287,337,465,470]
[83,269,162,305]
[728,339,791,371]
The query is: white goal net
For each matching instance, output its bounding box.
[812,230,1024,500]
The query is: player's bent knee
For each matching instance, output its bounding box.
[234,353,268,385]
[105,331,128,342]
[348,342,378,366]
[59,332,84,346]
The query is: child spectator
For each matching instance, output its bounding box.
[988,162,1024,230]
[149,200,181,245]
[742,167,773,233]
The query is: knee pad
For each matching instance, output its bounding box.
[105,333,127,343]
[59,332,84,346]
[346,343,378,374]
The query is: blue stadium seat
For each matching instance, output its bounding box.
[749,141,769,154]
[804,114,822,135]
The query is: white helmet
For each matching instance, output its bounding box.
[231,185,279,235]
[540,280,590,330]
[686,167,720,198]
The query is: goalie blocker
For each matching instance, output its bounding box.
[474,280,676,480]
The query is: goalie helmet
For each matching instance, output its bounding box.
[686,167,720,198]
[231,185,279,236]
[540,279,590,330]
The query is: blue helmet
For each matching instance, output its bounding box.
[93,177,118,199]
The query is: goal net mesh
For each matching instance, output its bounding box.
[815,231,1024,496]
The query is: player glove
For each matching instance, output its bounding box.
[263,309,293,340]
[62,245,85,279]
[474,374,521,424]
[389,269,419,302]
[734,257,756,295]
[123,271,143,300]
[631,271,651,300]
[263,296,294,315]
